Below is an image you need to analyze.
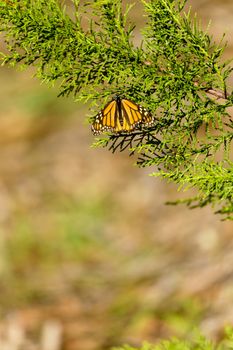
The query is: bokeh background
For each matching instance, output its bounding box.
[0,1,233,349]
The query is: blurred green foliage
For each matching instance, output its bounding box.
[112,328,233,350]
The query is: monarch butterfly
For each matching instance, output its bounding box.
[91,96,154,135]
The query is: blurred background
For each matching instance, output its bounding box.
[0,1,233,349]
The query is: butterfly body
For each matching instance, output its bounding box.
[92,96,154,135]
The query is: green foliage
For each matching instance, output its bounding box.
[0,0,233,218]
[112,329,233,350]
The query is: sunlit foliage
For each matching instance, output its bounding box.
[0,0,233,218]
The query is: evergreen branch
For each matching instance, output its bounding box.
[0,0,233,218]
[158,161,233,219]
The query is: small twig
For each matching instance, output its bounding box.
[193,81,229,100]
[205,87,229,100]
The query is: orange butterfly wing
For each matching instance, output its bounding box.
[92,97,154,135]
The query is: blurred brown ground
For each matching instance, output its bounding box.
[0,1,233,350]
